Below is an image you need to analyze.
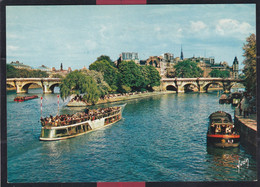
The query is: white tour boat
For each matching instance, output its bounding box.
[40,104,126,141]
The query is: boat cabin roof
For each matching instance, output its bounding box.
[209,111,232,122]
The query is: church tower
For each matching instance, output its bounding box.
[232,56,239,79]
[180,45,184,60]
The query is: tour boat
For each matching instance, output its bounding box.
[14,95,38,102]
[39,104,126,141]
[207,111,240,148]
[219,94,229,104]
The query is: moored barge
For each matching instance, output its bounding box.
[40,104,126,141]
[14,95,38,102]
[207,111,240,148]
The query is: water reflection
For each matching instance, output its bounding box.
[207,146,240,169]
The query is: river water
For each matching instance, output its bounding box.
[7,88,257,182]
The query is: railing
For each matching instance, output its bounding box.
[41,108,121,127]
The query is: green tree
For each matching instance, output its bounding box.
[97,55,115,67]
[209,69,230,78]
[6,64,49,78]
[81,69,111,98]
[59,70,100,104]
[141,65,161,90]
[89,58,119,87]
[118,61,145,91]
[7,64,18,78]
[242,33,256,96]
[174,60,203,78]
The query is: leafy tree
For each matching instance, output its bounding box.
[141,65,161,90]
[89,59,119,87]
[174,60,203,78]
[7,64,18,78]
[81,69,111,98]
[97,55,115,67]
[209,69,230,78]
[59,70,100,104]
[242,33,256,96]
[6,64,49,78]
[50,74,64,78]
[118,61,145,91]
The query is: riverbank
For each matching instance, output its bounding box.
[234,108,257,148]
[95,91,175,105]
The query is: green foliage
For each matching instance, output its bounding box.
[174,60,203,78]
[7,64,49,78]
[209,69,230,78]
[51,74,64,78]
[97,55,115,67]
[120,85,132,93]
[140,65,161,90]
[59,70,100,104]
[89,56,161,93]
[110,85,118,93]
[89,59,119,87]
[242,34,256,96]
[118,61,145,91]
[81,69,111,98]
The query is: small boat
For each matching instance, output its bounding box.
[39,104,126,141]
[207,111,240,148]
[219,94,229,104]
[229,92,243,106]
[14,95,38,102]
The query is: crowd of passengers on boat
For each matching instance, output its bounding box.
[40,106,121,127]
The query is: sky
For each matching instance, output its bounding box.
[6,4,256,70]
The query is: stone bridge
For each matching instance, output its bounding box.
[161,78,244,93]
[6,78,61,93]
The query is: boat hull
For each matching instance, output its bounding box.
[14,95,38,102]
[207,134,240,148]
[40,109,123,141]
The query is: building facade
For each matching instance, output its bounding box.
[121,52,139,64]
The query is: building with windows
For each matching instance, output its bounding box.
[9,61,32,70]
[121,52,139,64]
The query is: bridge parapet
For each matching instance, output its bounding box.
[6,78,61,94]
[161,77,244,93]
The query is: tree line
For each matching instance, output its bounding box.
[7,64,49,78]
[59,56,161,104]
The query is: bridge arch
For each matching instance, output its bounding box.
[166,85,177,92]
[202,82,223,92]
[21,82,43,93]
[229,82,245,91]
[49,83,60,93]
[6,82,16,88]
[182,83,199,92]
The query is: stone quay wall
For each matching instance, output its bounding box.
[234,114,257,148]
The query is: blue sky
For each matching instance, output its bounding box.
[6,4,255,70]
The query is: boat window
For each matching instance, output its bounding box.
[41,129,51,138]
[56,129,68,137]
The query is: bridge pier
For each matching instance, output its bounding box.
[43,83,53,94]
[16,81,28,93]
[6,78,61,94]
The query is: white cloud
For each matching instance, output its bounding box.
[215,19,253,36]
[190,21,207,32]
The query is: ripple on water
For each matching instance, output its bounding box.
[7,91,257,182]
